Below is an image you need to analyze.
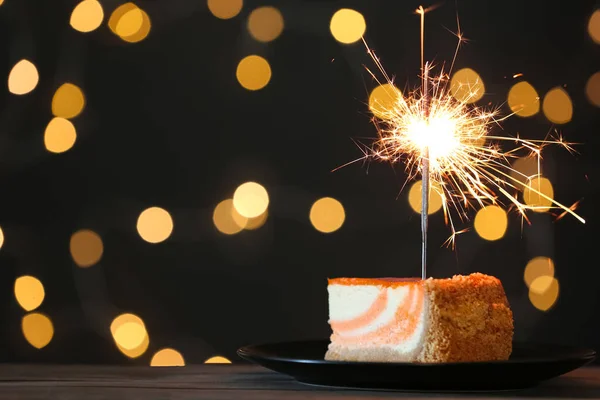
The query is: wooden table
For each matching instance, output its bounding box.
[0,364,598,399]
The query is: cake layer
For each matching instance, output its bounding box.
[325,273,513,363]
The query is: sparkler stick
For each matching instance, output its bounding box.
[419,6,429,280]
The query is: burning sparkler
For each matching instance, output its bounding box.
[343,5,585,279]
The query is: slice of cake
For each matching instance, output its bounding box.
[325,273,513,363]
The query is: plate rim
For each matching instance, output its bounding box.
[237,339,597,366]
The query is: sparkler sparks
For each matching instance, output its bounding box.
[341,5,585,276]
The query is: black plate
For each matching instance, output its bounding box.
[237,340,595,391]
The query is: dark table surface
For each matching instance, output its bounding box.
[0,364,598,399]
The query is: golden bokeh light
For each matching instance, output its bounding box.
[70,229,103,268]
[369,83,402,120]
[0,1,4,6]
[244,210,268,230]
[137,207,174,243]
[474,205,508,241]
[109,3,151,43]
[510,157,539,185]
[309,197,345,233]
[14,276,45,312]
[121,8,150,43]
[204,356,232,364]
[207,0,243,20]
[507,81,540,117]
[524,256,555,290]
[247,6,284,42]
[118,333,149,358]
[112,3,142,36]
[150,348,185,367]
[236,55,271,91]
[0,225,4,249]
[528,276,559,311]
[529,275,554,295]
[542,87,572,124]
[8,59,39,95]
[233,182,269,218]
[111,313,148,351]
[52,83,85,119]
[588,10,600,44]
[330,9,366,44]
[523,176,554,212]
[70,0,104,33]
[408,180,443,214]
[585,72,600,107]
[44,118,77,154]
[213,199,248,235]
[450,68,485,104]
[22,313,54,349]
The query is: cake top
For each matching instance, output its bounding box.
[328,273,501,288]
[328,277,422,287]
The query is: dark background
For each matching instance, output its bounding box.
[0,0,598,364]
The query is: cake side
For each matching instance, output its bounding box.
[325,279,427,362]
[418,273,514,362]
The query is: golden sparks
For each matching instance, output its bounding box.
[339,6,583,246]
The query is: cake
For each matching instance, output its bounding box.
[325,273,513,363]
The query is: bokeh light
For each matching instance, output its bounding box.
[204,356,232,364]
[52,83,85,119]
[207,0,242,20]
[330,9,366,44]
[450,68,485,103]
[0,226,4,249]
[247,6,284,42]
[510,157,539,185]
[70,0,104,33]
[108,3,151,43]
[150,348,185,367]
[523,176,554,212]
[588,10,600,44]
[236,55,271,91]
[542,87,573,124]
[309,197,345,233]
[70,229,103,268]
[507,81,540,117]
[111,313,148,353]
[14,276,45,312]
[244,210,268,230]
[8,59,39,95]
[585,72,600,107]
[213,199,247,234]
[528,276,559,311]
[233,182,269,218]
[369,83,401,120]
[524,256,555,290]
[22,313,54,349]
[474,205,508,241]
[44,118,77,154]
[137,207,174,243]
[118,334,149,358]
[408,180,443,214]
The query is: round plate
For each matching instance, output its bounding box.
[237,340,596,391]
